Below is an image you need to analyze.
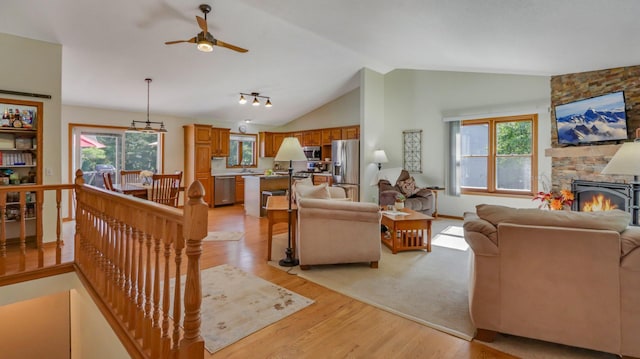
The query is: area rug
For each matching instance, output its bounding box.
[269,219,475,340]
[170,264,314,353]
[203,231,244,241]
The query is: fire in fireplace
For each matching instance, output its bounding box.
[571,180,638,225]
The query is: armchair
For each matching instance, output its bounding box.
[296,198,381,270]
[378,169,434,215]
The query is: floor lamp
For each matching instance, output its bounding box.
[601,141,640,182]
[274,137,307,267]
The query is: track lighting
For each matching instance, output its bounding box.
[127,78,168,133]
[238,92,272,108]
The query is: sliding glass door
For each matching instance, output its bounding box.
[72,126,162,188]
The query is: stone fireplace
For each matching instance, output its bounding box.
[571,179,639,225]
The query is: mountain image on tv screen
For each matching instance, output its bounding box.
[555,91,628,145]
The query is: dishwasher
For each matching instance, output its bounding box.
[214,176,236,206]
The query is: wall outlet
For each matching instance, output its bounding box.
[45,168,53,176]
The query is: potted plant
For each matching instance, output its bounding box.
[395,193,406,210]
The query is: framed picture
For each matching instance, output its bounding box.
[403,129,422,173]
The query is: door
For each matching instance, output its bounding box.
[72,126,162,187]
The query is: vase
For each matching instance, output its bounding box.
[394,201,404,210]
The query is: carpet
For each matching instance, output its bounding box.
[203,231,244,241]
[269,219,475,340]
[269,219,619,359]
[170,264,314,353]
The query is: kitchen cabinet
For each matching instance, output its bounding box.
[184,124,213,206]
[0,98,43,243]
[273,133,287,156]
[235,175,244,203]
[292,132,304,146]
[322,128,342,145]
[341,126,359,140]
[211,127,230,157]
[303,130,322,146]
[312,174,333,186]
[259,132,274,157]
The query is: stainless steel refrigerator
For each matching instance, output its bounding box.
[332,139,360,201]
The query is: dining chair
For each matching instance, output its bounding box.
[149,173,182,207]
[120,170,142,185]
[102,172,115,191]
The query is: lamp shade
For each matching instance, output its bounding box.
[373,149,389,164]
[274,137,307,162]
[601,142,640,175]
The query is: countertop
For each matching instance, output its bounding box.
[211,172,263,177]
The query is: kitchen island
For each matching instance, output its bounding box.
[244,175,290,217]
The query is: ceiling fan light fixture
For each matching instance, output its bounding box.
[197,40,213,52]
[238,94,247,104]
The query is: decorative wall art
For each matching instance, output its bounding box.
[403,129,422,173]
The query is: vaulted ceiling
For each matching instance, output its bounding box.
[2,0,640,126]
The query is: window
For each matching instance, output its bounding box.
[72,125,163,187]
[227,133,257,168]
[460,114,537,195]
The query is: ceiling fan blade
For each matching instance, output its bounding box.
[214,39,248,53]
[165,37,196,45]
[196,15,208,34]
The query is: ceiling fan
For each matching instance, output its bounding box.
[164,4,248,53]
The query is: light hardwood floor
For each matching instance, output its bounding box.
[200,204,513,358]
[7,204,515,359]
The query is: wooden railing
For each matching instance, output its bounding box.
[0,170,207,359]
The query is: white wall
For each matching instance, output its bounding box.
[279,88,360,132]
[360,68,386,203]
[383,69,551,217]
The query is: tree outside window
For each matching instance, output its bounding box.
[460,114,537,195]
[227,134,257,168]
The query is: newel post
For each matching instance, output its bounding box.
[179,180,207,359]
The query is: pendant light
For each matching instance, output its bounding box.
[128,78,167,133]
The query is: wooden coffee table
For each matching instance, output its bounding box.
[381,208,433,254]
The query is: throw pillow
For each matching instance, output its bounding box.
[291,177,314,201]
[397,177,419,197]
[297,183,331,200]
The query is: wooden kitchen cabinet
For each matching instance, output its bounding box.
[303,130,322,146]
[273,133,287,156]
[211,127,230,157]
[341,126,359,140]
[322,128,342,145]
[312,174,333,186]
[184,124,213,207]
[235,175,245,203]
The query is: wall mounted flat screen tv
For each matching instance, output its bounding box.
[555,91,628,145]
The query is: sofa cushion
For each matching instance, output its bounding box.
[476,204,630,233]
[620,226,640,257]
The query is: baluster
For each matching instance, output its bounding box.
[172,241,183,353]
[161,222,176,357]
[128,225,139,330]
[122,222,132,324]
[114,215,122,313]
[19,191,26,271]
[143,226,153,349]
[55,189,62,264]
[151,218,164,358]
[135,227,145,339]
[36,189,44,267]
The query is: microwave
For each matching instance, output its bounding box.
[302,146,321,161]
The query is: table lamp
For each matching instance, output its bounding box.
[274,137,307,267]
[373,149,389,170]
[601,141,640,181]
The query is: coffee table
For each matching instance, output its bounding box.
[381,208,433,254]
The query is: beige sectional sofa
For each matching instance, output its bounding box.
[463,204,640,357]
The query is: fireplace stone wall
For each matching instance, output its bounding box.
[549,65,640,191]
